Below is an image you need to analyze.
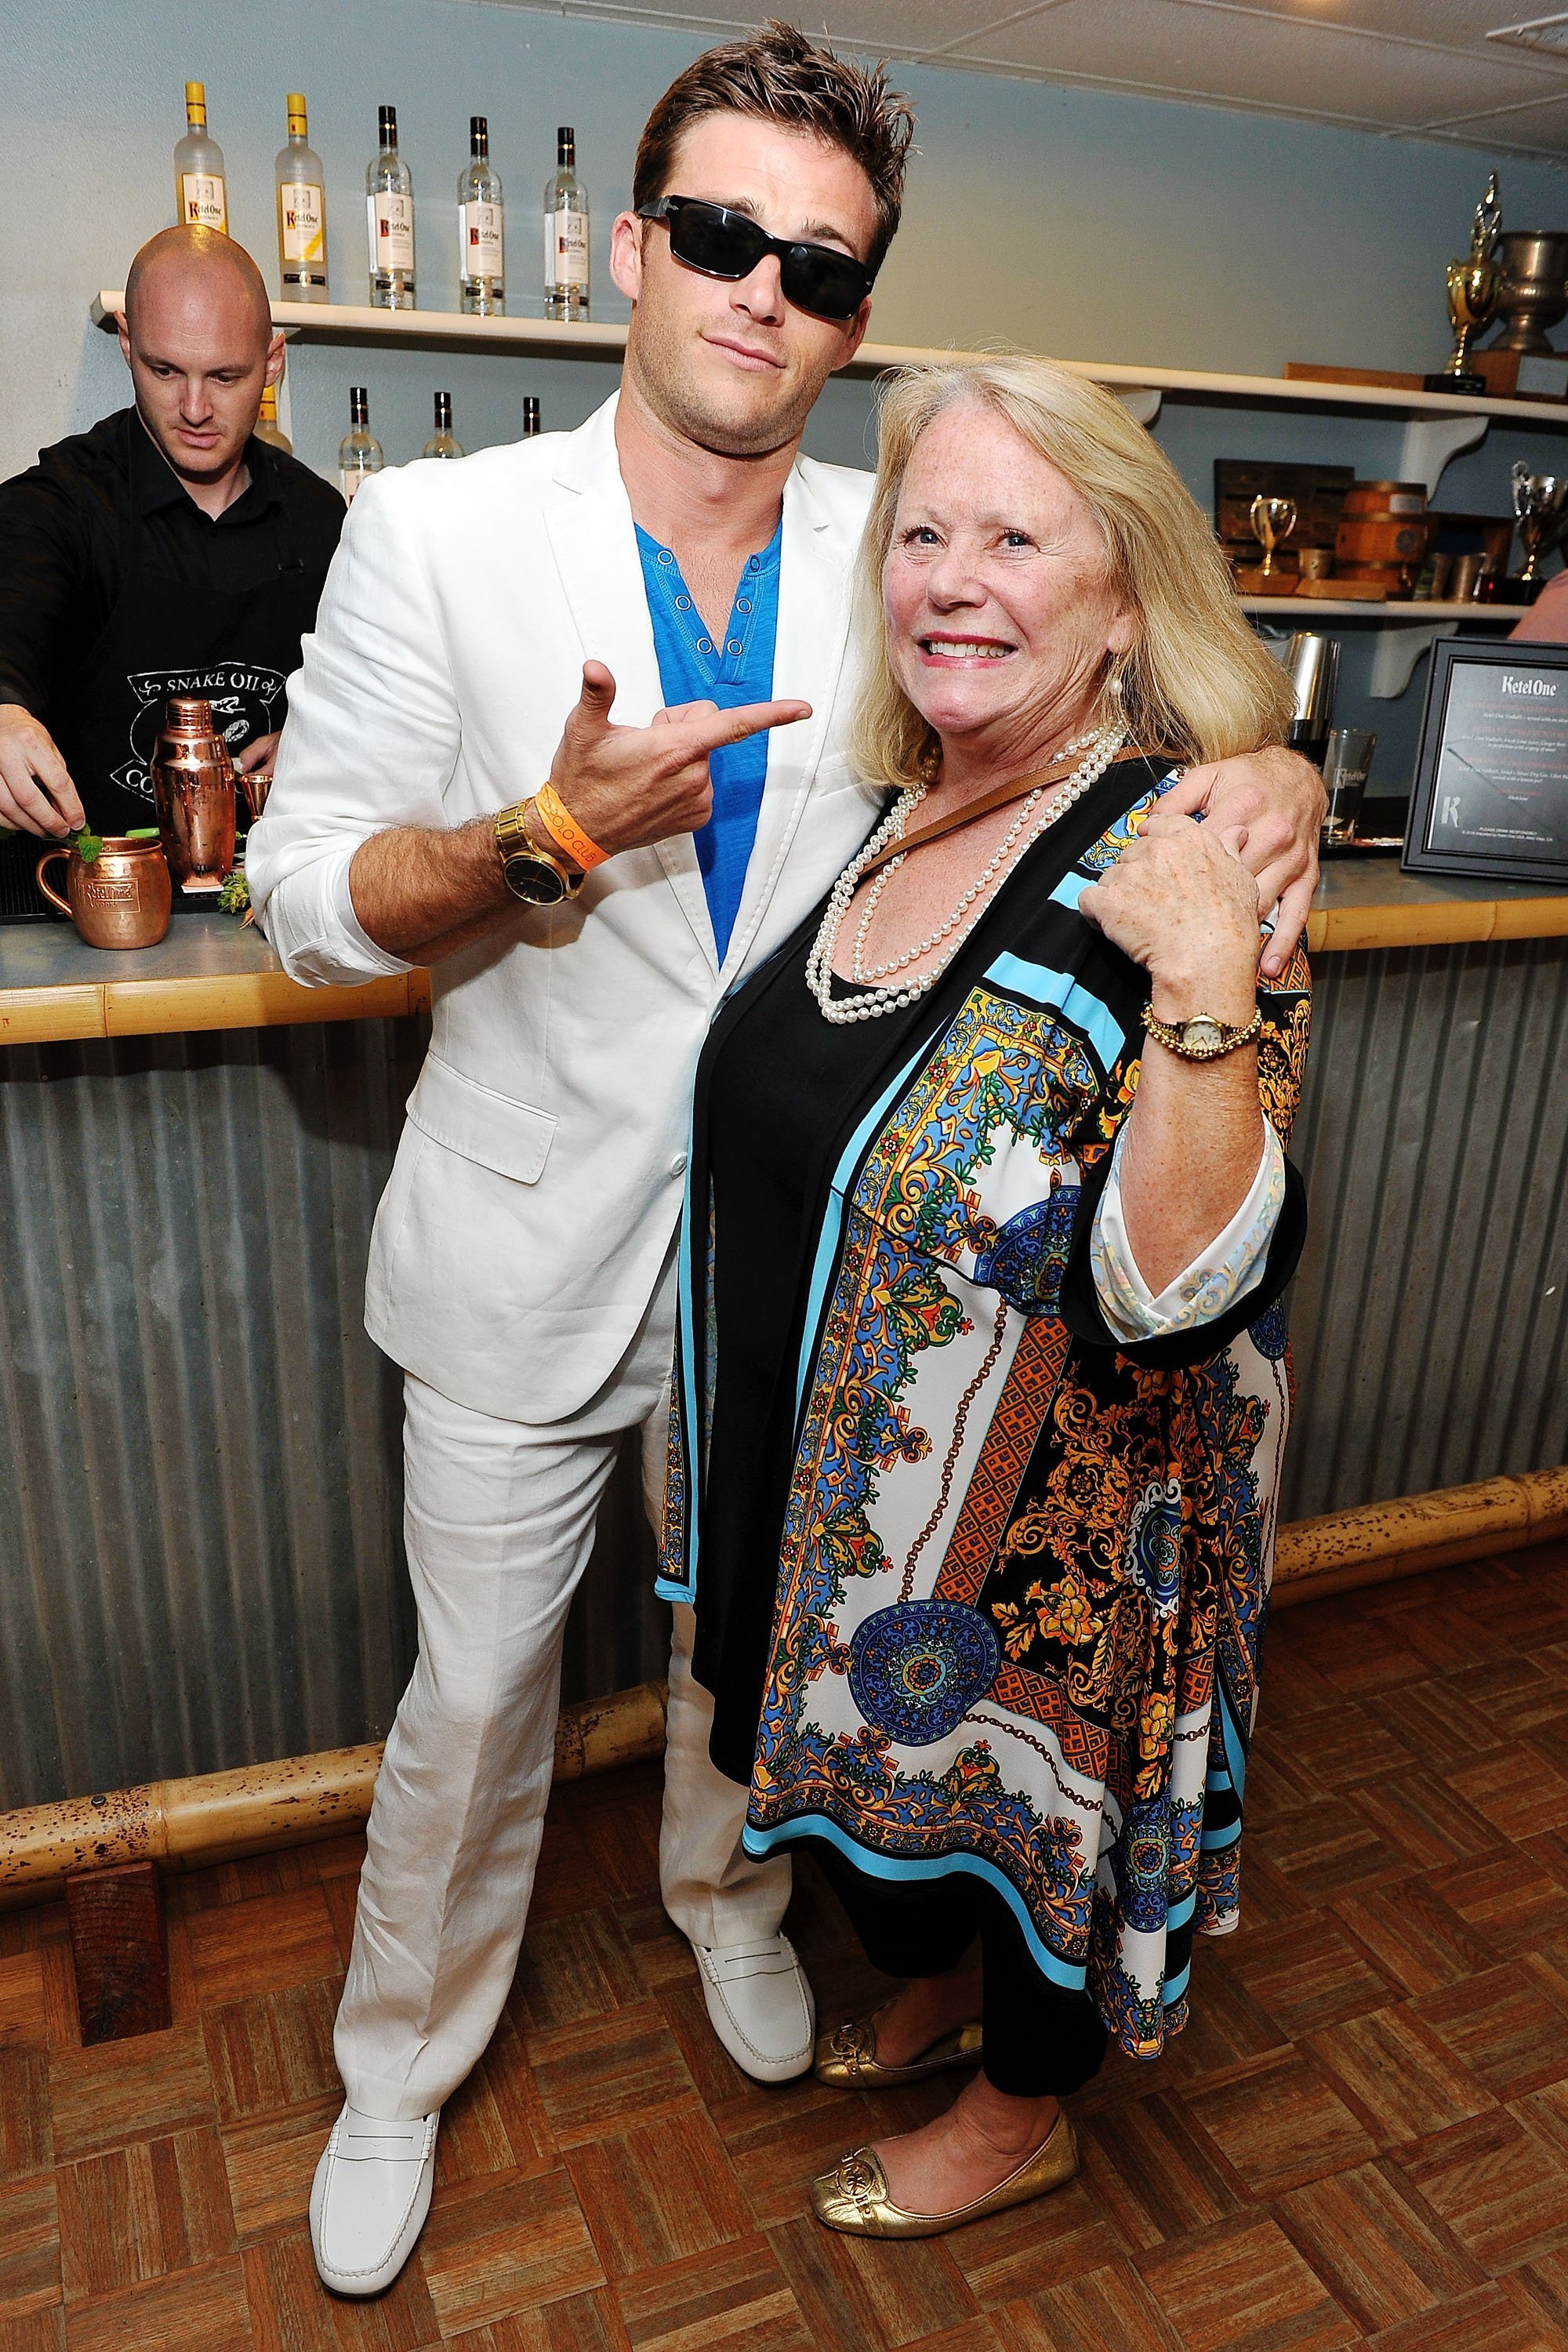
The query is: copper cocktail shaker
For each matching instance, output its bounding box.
[151,695,236,891]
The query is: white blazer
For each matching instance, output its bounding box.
[248,394,880,1422]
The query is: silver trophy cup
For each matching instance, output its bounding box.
[1512,464,1568,586]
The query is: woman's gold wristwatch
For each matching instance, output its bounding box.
[1142,1004,1261,1060]
[495,800,583,905]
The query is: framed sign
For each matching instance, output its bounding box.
[1405,637,1568,885]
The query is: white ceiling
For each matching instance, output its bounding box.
[466,1,1568,159]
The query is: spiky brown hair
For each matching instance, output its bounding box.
[633,20,916,275]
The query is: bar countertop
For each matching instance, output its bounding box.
[0,907,428,1046]
[2,866,1566,1046]
[1305,858,1568,952]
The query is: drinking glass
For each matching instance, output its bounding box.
[1322,728,1377,844]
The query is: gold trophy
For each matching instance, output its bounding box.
[1242,493,1298,596]
[1428,175,1502,395]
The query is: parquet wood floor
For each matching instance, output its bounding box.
[5,1541,1568,2351]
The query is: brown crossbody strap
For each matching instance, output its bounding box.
[858,744,1171,877]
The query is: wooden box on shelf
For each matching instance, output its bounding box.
[1215,459,1352,561]
[1471,346,1568,404]
[1295,578,1388,601]
[1283,362,1425,391]
[1283,352,1568,407]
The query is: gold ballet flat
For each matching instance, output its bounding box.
[810,2109,1078,2239]
[814,2013,984,2089]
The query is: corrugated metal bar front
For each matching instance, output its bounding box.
[1283,935,1568,1519]
[0,1020,423,1809]
[0,1014,666,1811]
[3,934,1565,1809]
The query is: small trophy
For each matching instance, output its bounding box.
[1511,463,1568,593]
[1243,493,1298,595]
[1425,175,1502,396]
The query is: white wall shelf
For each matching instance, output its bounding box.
[90,292,1548,707]
[87,292,1568,426]
[1239,598,1515,622]
[92,292,634,361]
[1239,598,1517,696]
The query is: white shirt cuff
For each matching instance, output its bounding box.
[252,842,413,985]
[1090,1119,1285,1344]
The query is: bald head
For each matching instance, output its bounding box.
[125,225,273,347]
[117,228,285,506]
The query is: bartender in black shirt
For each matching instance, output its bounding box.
[0,223,343,893]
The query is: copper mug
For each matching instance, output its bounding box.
[35,836,172,949]
[151,695,236,890]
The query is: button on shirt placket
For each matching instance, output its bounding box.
[662,549,759,681]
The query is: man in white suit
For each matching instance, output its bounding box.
[249,23,1323,2298]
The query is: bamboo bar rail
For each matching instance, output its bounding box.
[1304,891,1568,955]
[0,1679,668,1911]
[1270,1461,1568,1606]
[0,963,430,1047]
[2,1468,1562,1910]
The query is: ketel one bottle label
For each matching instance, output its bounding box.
[367,191,415,270]
[546,210,587,289]
[460,201,503,278]
[181,172,227,232]
[280,181,325,267]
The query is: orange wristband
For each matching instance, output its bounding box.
[533,782,609,871]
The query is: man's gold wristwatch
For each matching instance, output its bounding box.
[1142,1003,1262,1060]
[495,800,583,906]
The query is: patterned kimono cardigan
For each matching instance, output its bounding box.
[660,761,1312,2060]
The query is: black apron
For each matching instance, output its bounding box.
[2,417,330,917]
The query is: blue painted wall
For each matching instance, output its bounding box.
[5,0,1568,786]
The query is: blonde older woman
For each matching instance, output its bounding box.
[656,357,1309,2236]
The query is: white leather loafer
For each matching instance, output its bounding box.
[692,1933,815,2083]
[310,2103,439,2296]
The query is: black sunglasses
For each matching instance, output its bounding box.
[637,195,874,323]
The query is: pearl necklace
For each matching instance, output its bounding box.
[805,726,1124,1025]
[851,722,1105,986]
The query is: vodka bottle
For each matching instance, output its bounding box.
[256,383,292,453]
[174,82,227,233]
[521,396,541,437]
[366,104,416,310]
[459,115,505,317]
[276,93,328,303]
[339,387,384,501]
[543,128,589,321]
[423,391,464,459]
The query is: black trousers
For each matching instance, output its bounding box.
[815,1846,1109,2098]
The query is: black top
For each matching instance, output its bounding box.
[688,757,1309,1783]
[701,954,942,1777]
[0,407,344,723]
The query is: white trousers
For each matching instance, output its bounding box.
[334,1272,791,2119]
